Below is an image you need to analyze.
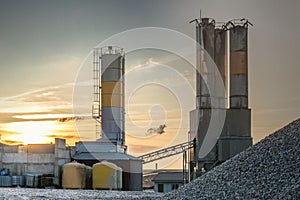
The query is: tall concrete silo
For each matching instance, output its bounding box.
[214,28,226,85]
[190,18,220,177]
[214,27,227,107]
[100,46,125,145]
[189,18,252,179]
[196,18,215,109]
[229,25,248,108]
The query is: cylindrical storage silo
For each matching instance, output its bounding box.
[229,25,248,108]
[214,28,227,108]
[92,161,122,190]
[196,18,215,109]
[62,162,86,189]
[101,46,125,145]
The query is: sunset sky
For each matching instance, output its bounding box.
[0,0,300,168]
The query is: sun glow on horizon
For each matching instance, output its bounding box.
[2,120,64,145]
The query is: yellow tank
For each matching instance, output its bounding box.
[92,161,122,190]
[62,161,86,189]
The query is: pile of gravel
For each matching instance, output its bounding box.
[0,188,163,200]
[162,118,300,199]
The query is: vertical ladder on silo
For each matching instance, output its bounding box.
[92,48,101,123]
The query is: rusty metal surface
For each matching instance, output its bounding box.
[196,18,216,109]
[214,28,226,83]
[230,25,248,108]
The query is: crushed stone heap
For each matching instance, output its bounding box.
[162,118,300,199]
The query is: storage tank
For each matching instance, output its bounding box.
[92,160,122,190]
[62,162,86,189]
[12,175,24,187]
[214,28,227,107]
[214,28,226,84]
[26,174,35,187]
[100,46,125,145]
[0,176,12,187]
[196,18,215,109]
[229,25,248,108]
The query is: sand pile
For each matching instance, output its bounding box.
[162,118,300,199]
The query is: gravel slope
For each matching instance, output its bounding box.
[162,118,300,200]
[0,188,162,200]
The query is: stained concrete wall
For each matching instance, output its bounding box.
[0,153,55,175]
[0,138,71,187]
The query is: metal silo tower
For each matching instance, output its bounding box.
[93,46,125,146]
[189,18,253,178]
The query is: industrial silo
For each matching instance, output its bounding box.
[100,46,125,145]
[214,27,227,108]
[214,28,226,86]
[192,18,219,174]
[82,46,142,191]
[229,25,248,108]
[189,17,253,177]
[196,18,215,109]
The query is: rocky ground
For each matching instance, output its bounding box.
[162,118,300,199]
[0,188,162,200]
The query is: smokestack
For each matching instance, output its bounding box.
[100,46,125,145]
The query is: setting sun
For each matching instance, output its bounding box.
[2,121,58,144]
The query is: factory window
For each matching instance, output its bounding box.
[172,184,179,190]
[158,183,164,192]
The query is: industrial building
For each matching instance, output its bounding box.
[189,18,253,178]
[0,138,70,187]
[152,171,188,193]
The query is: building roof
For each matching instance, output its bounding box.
[152,171,188,183]
[72,152,141,161]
